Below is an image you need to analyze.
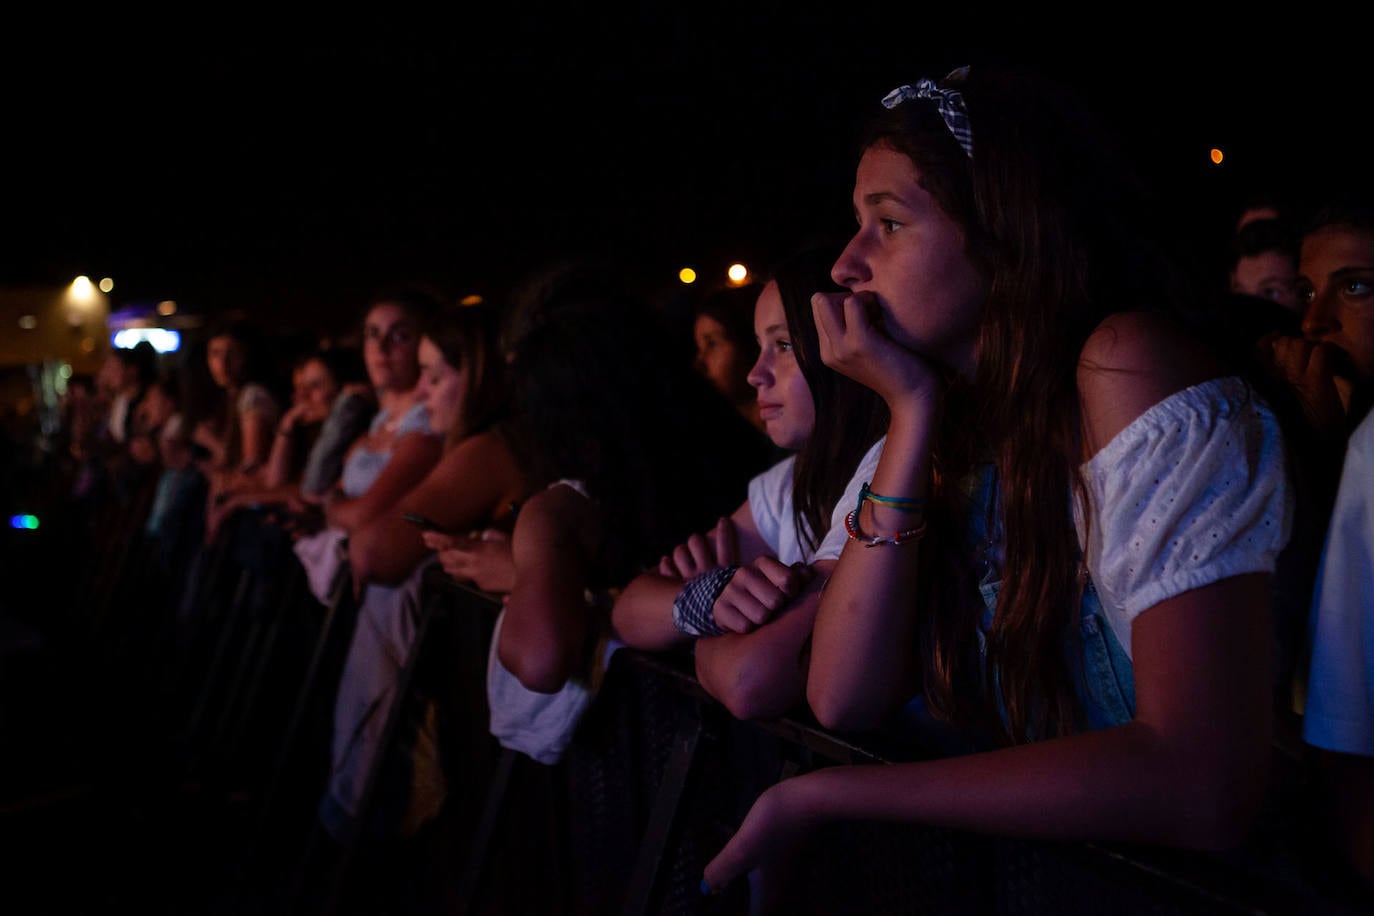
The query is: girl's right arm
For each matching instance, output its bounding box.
[498,485,599,693]
[705,316,1281,894]
[236,404,274,477]
[324,430,442,533]
[695,562,828,721]
[263,405,307,490]
[804,291,944,730]
[348,431,526,586]
[610,502,768,651]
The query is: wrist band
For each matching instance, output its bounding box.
[859,482,925,512]
[671,566,738,637]
[844,508,926,548]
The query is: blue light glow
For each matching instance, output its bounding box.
[112,328,181,353]
[9,515,39,530]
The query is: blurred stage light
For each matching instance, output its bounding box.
[113,328,181,353]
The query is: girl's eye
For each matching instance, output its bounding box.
[880,218,902,234]
[1343,279,1372,297]
[777,340,793,353]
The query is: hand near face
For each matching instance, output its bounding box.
[1259,333,1348,436]
[435,529,515,594]
[812,291,946,411]
[280,401,309,432]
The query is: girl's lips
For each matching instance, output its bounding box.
[758,403,782,419]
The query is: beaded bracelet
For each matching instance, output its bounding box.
[844,507,927,548]
[859,482,925,512]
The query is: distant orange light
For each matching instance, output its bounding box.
[460,294,484,306]
[678,267,697,285]
[1210,148,1224,165]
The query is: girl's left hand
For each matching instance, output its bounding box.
[420,530,461,553]
[657,516,738,579]
[438,529,515,594]
[702,776,813,897]
[711,557,814,633]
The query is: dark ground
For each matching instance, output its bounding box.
[0,436,348,916]
[0,560,433,916]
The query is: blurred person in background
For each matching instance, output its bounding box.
[692,282,767,435]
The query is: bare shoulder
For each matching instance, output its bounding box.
[392,427,444,457]
[444,429,514,469]
[523,481,593,515]
[1077,310,1225,457]
[514,484,597,553]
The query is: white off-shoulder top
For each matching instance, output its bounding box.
[1075,376,1294,658]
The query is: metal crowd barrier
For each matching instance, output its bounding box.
[46,469,1374,915]
[319,572,1371,916]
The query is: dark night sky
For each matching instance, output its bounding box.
[3,10,1365,339]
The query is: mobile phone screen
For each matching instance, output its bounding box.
[402,512,438,531]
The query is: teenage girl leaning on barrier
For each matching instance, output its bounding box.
[611,245,889,721]
[703,63,1294,898]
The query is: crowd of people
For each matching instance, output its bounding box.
[24,61,1374,910]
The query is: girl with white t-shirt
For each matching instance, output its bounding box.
[192,320,282,510]
[611,246,890,720]
[702,64,1294,901]
[450,261,768,767]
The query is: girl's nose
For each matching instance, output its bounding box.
[831,234,869,289]
[746,353,769,390]
[1301,292,1340,341]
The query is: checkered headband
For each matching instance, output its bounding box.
[880,66,973,158]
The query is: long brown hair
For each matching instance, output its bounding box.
[421,301,507,447]
[501,260,768,587]
[865,63,1186,743]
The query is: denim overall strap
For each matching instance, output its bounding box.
[970,463,1136,734]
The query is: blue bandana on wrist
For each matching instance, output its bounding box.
[671,566,737,637]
